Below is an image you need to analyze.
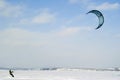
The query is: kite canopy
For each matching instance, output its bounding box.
[87,10,104,29]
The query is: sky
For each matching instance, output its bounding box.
[0,0,120,68]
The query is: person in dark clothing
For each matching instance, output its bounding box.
[9,69,14,77]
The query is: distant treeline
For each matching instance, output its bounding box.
[0,67,120,71]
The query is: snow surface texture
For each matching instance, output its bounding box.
[0,70,120,80]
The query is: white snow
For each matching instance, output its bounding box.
[0,70,120,80]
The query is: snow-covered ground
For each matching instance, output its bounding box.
[0,69,120,80]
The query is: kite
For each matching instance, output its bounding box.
[87,10,104,29]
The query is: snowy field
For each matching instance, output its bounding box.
[0,69,120,80]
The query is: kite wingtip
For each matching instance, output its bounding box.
[95,27,99,30]
[95,27,101,30]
